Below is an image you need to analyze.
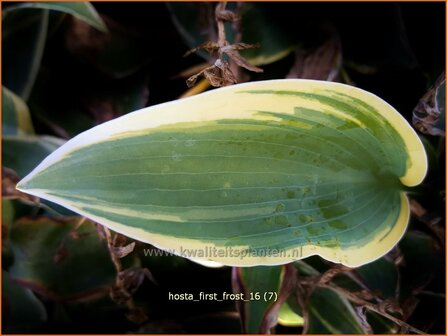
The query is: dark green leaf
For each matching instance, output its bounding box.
[29,69,149,138]
[238,3,296,66]
[2,270,47,333]
[399,231,442,295]
[64,18,149,78]
[2,9,48,100]
[2,135,64,178]
[355,258,398,299]
[9,217,120,298]
[277,300,304,327]
[2,86,35,136]
[234,266,283,333]
[4,2,107,32]
[2,199,15,228]
[307,288,364,334]
[366,311,398,334]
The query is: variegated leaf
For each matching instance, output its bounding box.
[17,80,427,267]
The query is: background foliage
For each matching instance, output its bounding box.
[2,2,445,334]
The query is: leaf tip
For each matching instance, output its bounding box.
[15,177,29,193]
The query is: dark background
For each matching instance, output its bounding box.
[2,2,445,334]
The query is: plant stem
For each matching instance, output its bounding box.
[320,283,426,335]
[215,2,228,59]
[103,226,147,323]
[104,226,123,273]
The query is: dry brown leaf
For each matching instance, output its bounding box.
[187,60,237,88]
[259,264,297,333]
[401,296,420,320]
[287,35,342,81]
[111,242,136,259]
[410,199,445,246]
[185,3,262,88]
[413,72,445,136]
[230,42,261,51]
[213,59,237,85]
[118,267,157,295]
[183,41,219,57]
[316,264,352,286]
[173,62,209,79]
[223,47,263,73]
[378,299,403,316]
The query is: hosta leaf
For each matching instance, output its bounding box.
[277,300,304,327]
[232,264,300,333]
[2,8,49,100]
[399,231,442,292]
[307,287,365,334]
[3,270,47,333]
[2,135,77,216]
[8,217,129,299]
[17,80,427,267]
[2,199,15,228]
[285,288,365,334]
[233,265,286,333]
[237,3,296,66]
[355,257,398,298]
[4,2,107,32]
[2,86,35,136]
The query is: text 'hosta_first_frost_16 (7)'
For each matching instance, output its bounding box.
[16,79,427,268]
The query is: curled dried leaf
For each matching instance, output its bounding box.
[228,42,261,51]
[317,265,352,286]
[401,296,420,320]
[185,3,262,88]
[185,72,201,88]
[213,59,237,84]
[95,223,108,241]
[413,72,445,136]
[112,232,128,246]
[186,60,237,88]
[118,267,157,295]
[184,41,219,57]
[287,35,342,81]
[223,47,263,73]
[410,199,427,218]
[410,199,445,246]
[378,299,403,316]
[259,264,297,333]
[111,242,136,258]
